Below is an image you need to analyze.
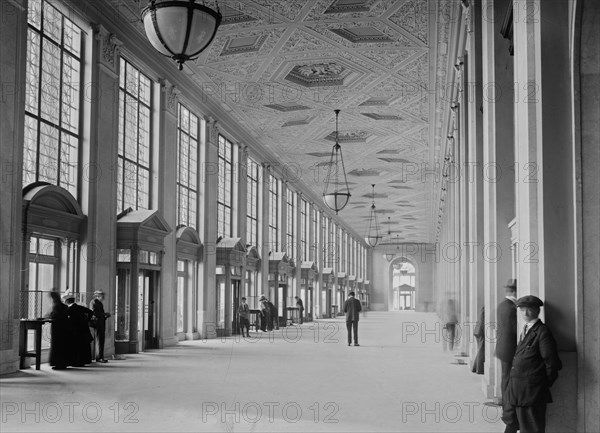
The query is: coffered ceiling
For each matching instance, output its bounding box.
[105,0,460,244]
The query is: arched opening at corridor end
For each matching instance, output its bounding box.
[388,258,416,311]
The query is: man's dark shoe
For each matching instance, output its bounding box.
[96,358,108,363]
[354,343,360,346]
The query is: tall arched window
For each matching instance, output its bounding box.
[23,0,85,197]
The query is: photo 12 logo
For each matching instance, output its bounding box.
[1,402,139,424]
[201,401,339,424]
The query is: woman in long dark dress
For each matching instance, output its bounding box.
[46,291,71,369]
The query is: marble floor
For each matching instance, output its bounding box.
[0,311,503,432]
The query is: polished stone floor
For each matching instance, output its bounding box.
[1,311,502,432]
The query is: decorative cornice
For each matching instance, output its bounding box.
[93,24,122,74]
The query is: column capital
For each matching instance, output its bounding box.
[462,3,473,33]
[93,24,122,75]
[159,78,180,115]
[206,117,219,145]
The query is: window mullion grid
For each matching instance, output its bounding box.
[56,13,65,188]
[135,77,141,210]
[32,4,45,181]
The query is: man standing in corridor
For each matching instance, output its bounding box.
[502,295,562,433]
[344,291,362,347]
[496,279,518,403]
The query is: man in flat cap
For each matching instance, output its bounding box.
[502,295,562,433]
[496,279,518,403]
[89,290,111,363]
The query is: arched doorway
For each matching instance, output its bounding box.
[389,259,416,311]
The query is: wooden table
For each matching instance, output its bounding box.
[19,319,51,370]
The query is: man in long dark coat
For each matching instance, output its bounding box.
[64,294,94,366]
[46,291,71,370]
[502,295,562,433]
[472,305,485,374]
[344,291,362,346]
[496,279,518,401]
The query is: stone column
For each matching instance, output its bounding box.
[513,1,577,429]
[464,0,486,374]
[481,0,517,399]
[0,0,27,374]
[198,117,219,338]
[157,79,179,348]
[576,1,600,430]
[83,25,123,359]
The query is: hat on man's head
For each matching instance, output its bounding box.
[516,295,544,308]
[62,291,75,302]
[259,295,267,301]
[349,291,355,297]
[93,290,104,296]
[504,279,517,290]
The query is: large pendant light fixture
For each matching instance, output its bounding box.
[323,109,351,214]
[366,184,382,247]
[142,0,222,71]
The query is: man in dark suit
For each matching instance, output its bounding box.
[90,290,111,363]
[343,291,362,346]
[496,279,518,402]
[502,295,562,433]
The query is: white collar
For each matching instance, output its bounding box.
[525,318,540,330]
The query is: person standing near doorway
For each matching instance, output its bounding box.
[496,279,518,404]
[238,297,250,338]
[502,295,562,433]
[64,292,94,366]
[46,290,71,370]
[294,296,304,324]
[90,290,111,363]
[344,291,362,347]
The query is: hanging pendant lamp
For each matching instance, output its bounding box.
[142,0,222,71]
[323,109,351,214]
[366,184,382,247]
[384,217,395,261]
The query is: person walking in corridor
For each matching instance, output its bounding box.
[344,291,362,346]
[502,295,562,433]
[442,297,458,351]
[496,279,518,404]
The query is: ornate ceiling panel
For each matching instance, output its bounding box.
[106,0,459,244]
